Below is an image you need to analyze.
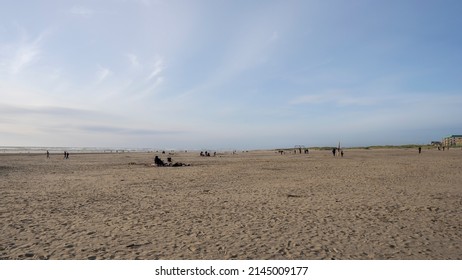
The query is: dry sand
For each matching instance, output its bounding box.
[1,148,461,260]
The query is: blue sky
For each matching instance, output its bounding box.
[1,0,461,150]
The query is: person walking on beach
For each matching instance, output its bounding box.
[332,148,336,156]
[418,147,422,154]
[46,150,50,159]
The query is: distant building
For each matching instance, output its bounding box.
[431,141,442,146]
[442,135,462,147]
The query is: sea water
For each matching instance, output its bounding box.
[0,146,154,154]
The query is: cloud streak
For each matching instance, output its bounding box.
[78,125,183,136]
[96,65,112,83]
[289,90,389,107]
[127,53,140,68]
[146,56,164,81]
[69,6,95,17]
[2,32,45,75]
[0,104,107,119]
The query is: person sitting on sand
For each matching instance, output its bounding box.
[154,156,165,167]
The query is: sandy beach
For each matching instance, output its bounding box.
[0,148,461,260]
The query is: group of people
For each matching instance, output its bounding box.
[200,151,216,157]
[294,148,309,154]
[278,149,310,155]
[46,150,70,159]
[332,148,344,157]
[153,155,189,167]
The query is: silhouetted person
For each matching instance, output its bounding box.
[418,147,422,154]
[154,156,165,166]
[46,150,50,159]
[341,150,344,157]
[332,148,336,156]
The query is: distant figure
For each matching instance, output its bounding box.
[154,156,165,166]
[64,151,67,159]
[66,152,69,159]
[332,148,336,156]
[443,146,445,151]
[341,150,344,157]
[418,147,422,154]
[46,150,50,159]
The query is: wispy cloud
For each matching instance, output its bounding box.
[78,124,182,136]
[70,6,94,17]
[126,53,140,68]
[289,90,389,106]
[146,56,164,81]
[96,65,112,83]
[127,55,165,98]
[8,34,44,74]
[0,103,105,118]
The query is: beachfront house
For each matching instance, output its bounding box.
[430,141,442,146]
[442,135,462,147]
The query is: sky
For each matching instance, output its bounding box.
[1,0,461,150]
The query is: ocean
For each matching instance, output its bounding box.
[0,146,154,154]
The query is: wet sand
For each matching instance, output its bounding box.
[0,148,461,259]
